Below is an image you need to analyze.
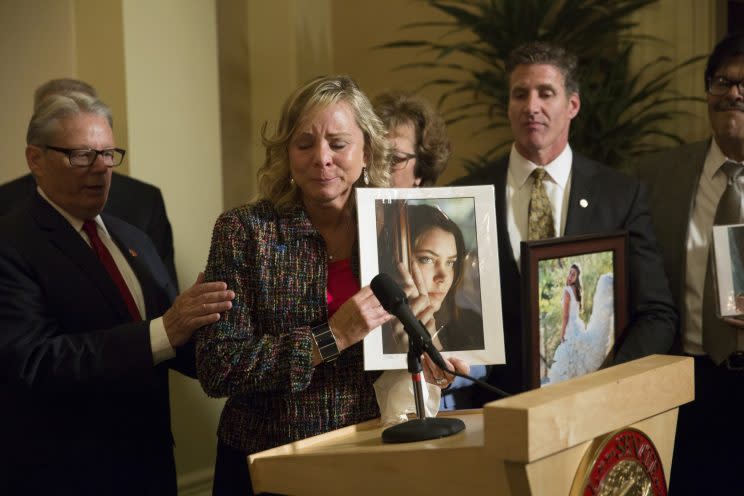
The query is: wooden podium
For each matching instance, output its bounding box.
[249,355,693,495]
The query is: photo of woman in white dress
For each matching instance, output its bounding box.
[539,255,615,385]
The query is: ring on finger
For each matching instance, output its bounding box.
[435,377,447,385]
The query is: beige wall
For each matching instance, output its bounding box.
[630,0,727,144]
[0,1,77,183]
[119,1,225,490]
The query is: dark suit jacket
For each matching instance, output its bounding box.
[0,172,178,288]
[458,153,677,398]
[635,140,709,341]
[0,193,191,496]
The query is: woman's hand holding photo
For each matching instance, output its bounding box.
[421,353,470,389]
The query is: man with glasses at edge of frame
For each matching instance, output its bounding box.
[0,78,180,289]
[636,32,744,495]
[0,91,235,495]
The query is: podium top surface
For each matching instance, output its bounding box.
[484,354,693,462]
[248,354,693,494]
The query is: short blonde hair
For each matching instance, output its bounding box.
[258,75,390,210]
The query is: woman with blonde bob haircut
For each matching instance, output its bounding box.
[197,75,461,495]
[258,75,391,207]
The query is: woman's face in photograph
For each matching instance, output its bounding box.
[413,226,457,312]
[566,267,578,285]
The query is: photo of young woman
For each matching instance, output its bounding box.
[378,201,484,354]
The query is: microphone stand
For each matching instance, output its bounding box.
[381,333,466,443]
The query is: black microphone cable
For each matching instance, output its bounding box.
[430,361,511,398]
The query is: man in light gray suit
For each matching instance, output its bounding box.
[636,32,744,495]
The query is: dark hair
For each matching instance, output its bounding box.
[407,203,466,299]
[569,263,583,311]
[506,41,580,95]
[372,91,451,185]
[705,32,744,91]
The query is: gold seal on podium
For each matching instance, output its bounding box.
[571,428,666,496]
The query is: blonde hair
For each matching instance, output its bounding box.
[257,75,390,210]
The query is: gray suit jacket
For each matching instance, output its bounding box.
[636,140,711,351]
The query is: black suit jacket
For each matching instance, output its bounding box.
[0,172,178,288]
[0,193,191,496]
[458,153,677,398]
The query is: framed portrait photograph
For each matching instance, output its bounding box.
[520,232,629,388]
[711,223,744,317]
[357,186,505,370]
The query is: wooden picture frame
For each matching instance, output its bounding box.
[521,232,629,388]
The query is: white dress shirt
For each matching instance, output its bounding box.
[506,143,574,266]
[682,139,744,355]
[37,187,175,363]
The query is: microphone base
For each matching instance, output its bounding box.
[381,417,465,444]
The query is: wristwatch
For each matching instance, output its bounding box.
[311,322,340,363]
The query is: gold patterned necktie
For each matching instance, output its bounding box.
[702,160,744,364]
[528,167,555,240]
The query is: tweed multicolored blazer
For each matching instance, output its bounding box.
[196,200,380,454]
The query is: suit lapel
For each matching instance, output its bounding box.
[564,155,599,235]
[30,194,131,321]
[492,157,519,270]
[106,219,160,320]
[668,141,709,318]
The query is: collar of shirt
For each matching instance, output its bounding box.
[36,186,108,237]
[704,137,744,180]
[508,143,573,191]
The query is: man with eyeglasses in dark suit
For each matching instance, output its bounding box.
[0,91,234,495]
[0,78,179,289]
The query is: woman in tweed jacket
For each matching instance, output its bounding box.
[197,75,463,495]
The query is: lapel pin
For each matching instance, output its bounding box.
[128,248,138,258]
[579,199,589,208]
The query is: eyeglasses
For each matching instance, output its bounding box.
[391,151,416,171]
[707,76,744,97]
[44,145,126,167]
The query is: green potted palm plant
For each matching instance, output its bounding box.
[381,0,704,176]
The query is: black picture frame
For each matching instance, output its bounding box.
[521,232,629,389]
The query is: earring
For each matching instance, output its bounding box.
[363,167,369,186]
[290,176,295,185]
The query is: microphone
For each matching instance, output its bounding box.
[370,273,449,371]
[370,272,466,443]
[371,273,511,400]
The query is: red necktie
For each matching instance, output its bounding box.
[82,220,141,321]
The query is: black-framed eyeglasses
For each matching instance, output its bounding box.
[44,145,126,168]
[391,151,416,170]
[707,76,744,97]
